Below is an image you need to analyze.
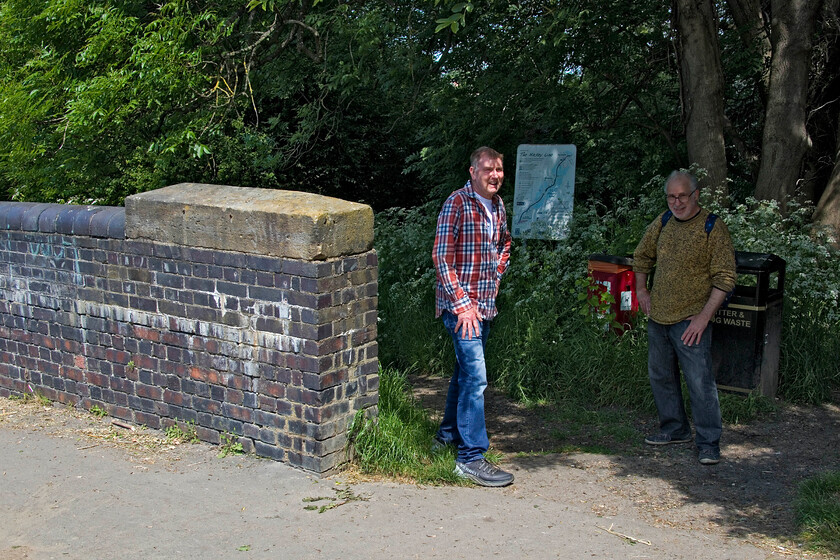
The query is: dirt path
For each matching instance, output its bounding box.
[2,387,837,559]
[410,373,840,557]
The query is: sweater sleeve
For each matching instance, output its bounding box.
[709,219,737,293]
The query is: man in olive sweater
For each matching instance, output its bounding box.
[633,171,736,465]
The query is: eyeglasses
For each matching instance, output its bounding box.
[666,189,697,204]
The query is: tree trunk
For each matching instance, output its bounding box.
[814,123,840,243]
[754,0,824,211]
[674,0,729,201]
[725,0,772,84]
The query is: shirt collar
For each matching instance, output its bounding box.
[464,180,498,204]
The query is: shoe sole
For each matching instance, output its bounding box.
[454,465,514,487]
[644,437,692,446]
[699,458,720,465]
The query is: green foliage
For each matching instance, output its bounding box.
[0,0,239,204]
[795,470,840,554]
[718,392,777,425]
[576,275,622,333]
[434,1,473,33]
[0,0,435,209]
[374,203,449,370]
[1,0,838,217]
[376,178,840,412]
[412,0,681,206]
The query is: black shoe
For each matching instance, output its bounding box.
[698,449,721,465]
[454,459,514,487]
[644,432,692,446]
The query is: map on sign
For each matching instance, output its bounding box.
[512,144,576,240]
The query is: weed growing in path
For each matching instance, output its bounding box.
[165,420,199,444]
[218,432,244,458]
[89,405,107,418]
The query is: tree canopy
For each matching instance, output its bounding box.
[0,0,838,233]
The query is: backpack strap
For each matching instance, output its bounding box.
[705,213,718,236]
[662,210,717,238]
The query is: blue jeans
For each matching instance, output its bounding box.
[436,311,491,463]
[648,319,721,452]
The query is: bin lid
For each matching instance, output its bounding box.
[588,254,634,266]
[734,251,786,273]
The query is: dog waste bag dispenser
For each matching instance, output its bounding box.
[587,254,638,333]
[711,251,785,398]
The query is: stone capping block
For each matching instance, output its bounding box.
[125,183,374,260]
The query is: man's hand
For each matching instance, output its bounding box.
[682,288,728,346]
[635,272,650,315]
[455,307,482,339]
[637,288,651,315]
[681,314,710,346]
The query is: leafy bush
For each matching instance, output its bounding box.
[374,204,448,371]
[375,179,840,411]
[706,196,840,402]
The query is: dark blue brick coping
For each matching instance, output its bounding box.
[0,202,125,239]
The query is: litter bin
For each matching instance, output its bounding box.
[587,254,638,333]
[711,251,785,398]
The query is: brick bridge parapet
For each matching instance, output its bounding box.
[0,184,378,474]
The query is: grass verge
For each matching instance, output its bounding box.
[348,366,465,484]
[795,470,840,555]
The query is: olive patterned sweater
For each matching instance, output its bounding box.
[633,208,737,325]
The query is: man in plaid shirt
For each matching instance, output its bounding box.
[431,146,514,487]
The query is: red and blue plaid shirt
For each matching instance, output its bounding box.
[433,181,512,319]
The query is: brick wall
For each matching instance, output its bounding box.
[0,185,378,474]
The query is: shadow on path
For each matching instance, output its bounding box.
[409,373,840,551]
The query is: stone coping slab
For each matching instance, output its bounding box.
[125,183,374,260]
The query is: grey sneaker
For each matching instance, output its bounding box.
[644,432,692,446]
[454,459,514,487]
[698,449,720,465]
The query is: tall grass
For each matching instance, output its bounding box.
[779,299,840,403]
[348,365,463,483]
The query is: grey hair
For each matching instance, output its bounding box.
[664,171,698,193]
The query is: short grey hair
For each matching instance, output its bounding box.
[470,146,504,168]
[664,171,698,193]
